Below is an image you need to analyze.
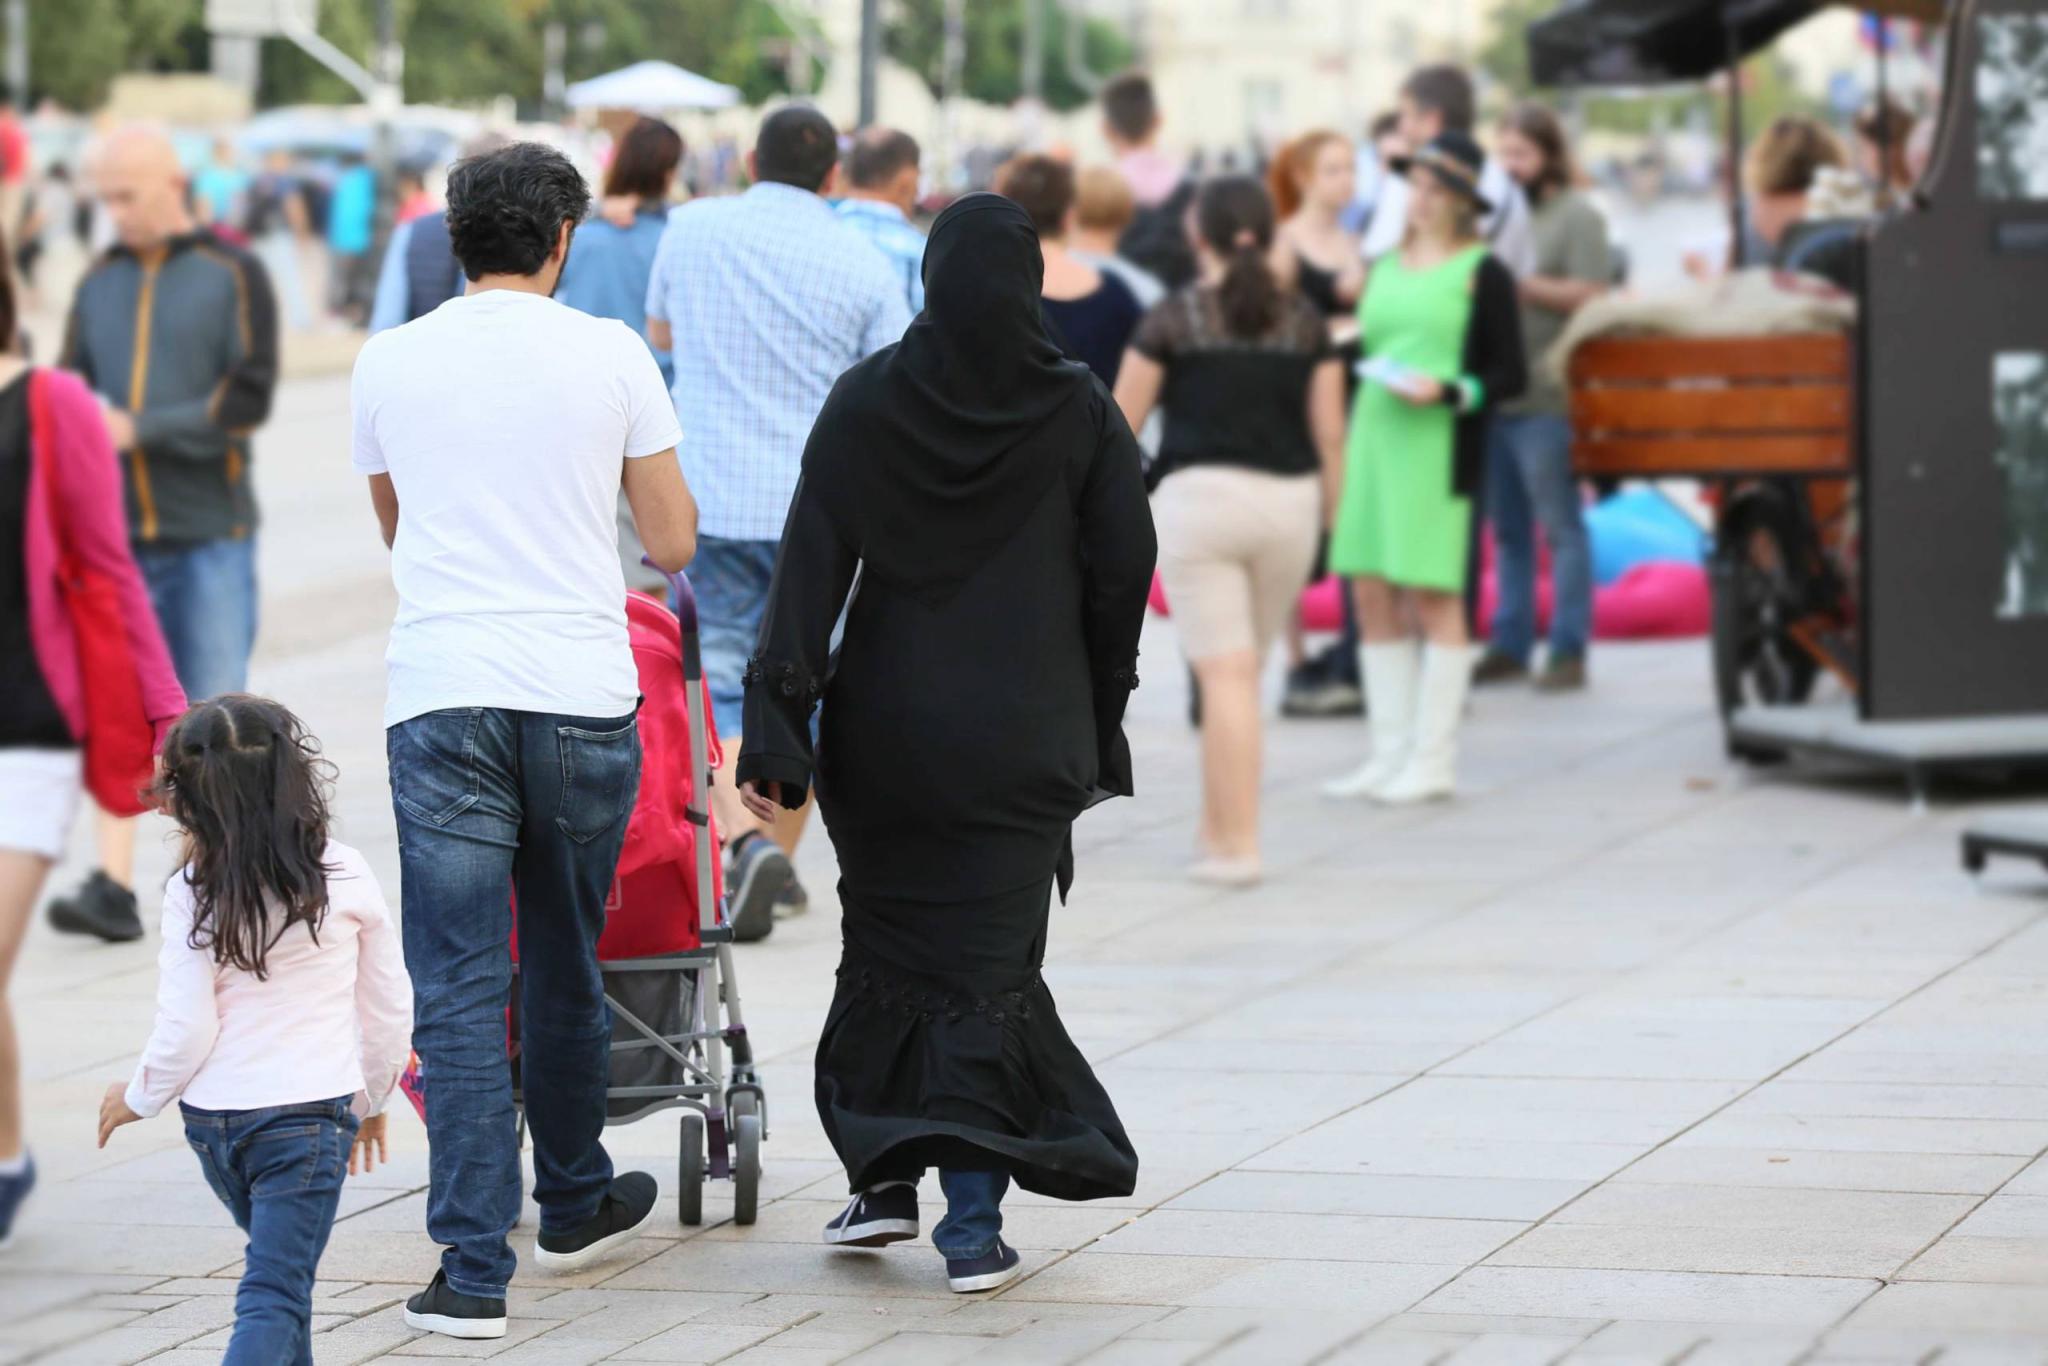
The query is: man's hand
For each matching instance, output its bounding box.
[349,1113,389,1176]
[97,1083,141,1148]
[102,408,137,452]
[739,779,783,824]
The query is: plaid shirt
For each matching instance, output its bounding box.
[835,197,926,317]
[648,182,913,541]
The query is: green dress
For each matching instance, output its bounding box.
[1329,245,1489,591]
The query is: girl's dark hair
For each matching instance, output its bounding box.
[1501,102,1576,203]
[603,117,684,201]
[150,695,337,980]
[0,226,16,352]
[1196,175,1281,339]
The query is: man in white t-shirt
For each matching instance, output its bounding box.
[1362,65,1537,278]
[350,142,697,1341]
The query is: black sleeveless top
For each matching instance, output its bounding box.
[0,373,73,749]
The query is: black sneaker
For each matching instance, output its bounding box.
[945,1238,1023,1293]
[46,872,143,943]
[0,1151,35,1251]
[822,1182,918,1248]
[1471,650,1530,687]
[534,1171,658,1272]
[774,874,810,920]
[1280,677,1365,719]
[403,1269,506,1340]
[725,834,790,944]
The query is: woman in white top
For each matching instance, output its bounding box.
[97,694,412,1366]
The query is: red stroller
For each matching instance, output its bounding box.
[507,574,767,1225]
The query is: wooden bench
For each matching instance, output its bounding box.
[1566,333,1854,479]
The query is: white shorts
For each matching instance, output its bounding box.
[0,749,83,861]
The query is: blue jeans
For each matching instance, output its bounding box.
[387,706,642,1298]
[689,535,780,739]
[1487,413,1592,664]
[133,536,258,702]
[930,1169,1008,1260]
[183,1097,357,1366]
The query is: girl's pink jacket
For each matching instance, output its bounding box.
[22,367,187,743]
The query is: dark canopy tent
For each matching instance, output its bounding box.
[1526,0,1949,262]
[1529,0,1948,86]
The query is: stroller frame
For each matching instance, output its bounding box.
[513,570,768,1226]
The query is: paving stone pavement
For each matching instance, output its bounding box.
[5,378,2048,1364]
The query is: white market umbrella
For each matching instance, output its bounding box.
[565,61,743,113]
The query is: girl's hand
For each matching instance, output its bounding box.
[349,1113,389,1176]
[739,780,783,825]
[96,1083,141,1148]
[1397,375,1446,406]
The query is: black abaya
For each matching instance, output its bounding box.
[736,197,1156,1201]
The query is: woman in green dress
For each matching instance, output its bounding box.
[1324,131,1527,804]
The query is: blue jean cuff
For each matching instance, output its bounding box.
[443,1269,507,1301]
[936,1239,999,1261]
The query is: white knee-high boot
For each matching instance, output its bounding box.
[1321,641,1421,800]
[1378,643,1476,805]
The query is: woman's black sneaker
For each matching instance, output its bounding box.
[403,1269,507,1340]
[822,1182,919,1247]
[534,1171,658,1272]
[46,872,143,943]
[726,834,791,943]
[946,1238,1023,1293]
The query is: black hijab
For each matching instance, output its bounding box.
[801,192,1101,606]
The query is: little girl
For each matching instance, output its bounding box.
[96,694,413,1366]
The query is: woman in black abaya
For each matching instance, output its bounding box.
[736,194,1155,1294]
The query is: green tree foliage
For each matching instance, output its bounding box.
[886,0,1132,112]
[30,0,814,113]
[27,0,207,109]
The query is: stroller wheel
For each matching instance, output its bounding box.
[678,1113,705,1226]
[734,1111,762,1226]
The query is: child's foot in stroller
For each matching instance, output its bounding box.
[946,1239,1023,1293]
[823,1182,919,1248]
[533,1171,659,1272]
[727,834,791,943]
[0,1150,34,1250]
[403,1270,507,1339]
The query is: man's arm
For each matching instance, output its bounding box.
[368,474,399,549]
[646,317,673,352]
[623,450,696,573]
[134,248,280,460]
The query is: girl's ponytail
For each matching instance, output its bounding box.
[1196,175,1283,339]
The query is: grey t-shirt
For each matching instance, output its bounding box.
[1508,189,1613,416]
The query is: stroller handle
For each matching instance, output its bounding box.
[645,560,700,635]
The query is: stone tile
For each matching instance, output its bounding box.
[1094,1209,1524,1266]
[1726,1080,2048,1122]
[609,1323,785,1362]
[1165,1171,1585,1222]
[1668,1113,2048,1156]
[1004,1252,1455,1311]
[1545,1182,1974,1238]
[1613,1145,2028,1194]
[608,1240,970,1301]
[1836,1282,2048,1334]
[1483,1222,1928,1278]
[1415,1267,1878,1326]
[1894,1198,2048,1284]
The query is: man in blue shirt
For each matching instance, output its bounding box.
[646,105,910,940]
[834,127,925,316]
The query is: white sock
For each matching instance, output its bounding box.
[0,1151,28,1176]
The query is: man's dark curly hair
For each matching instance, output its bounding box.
[445,141,592,281]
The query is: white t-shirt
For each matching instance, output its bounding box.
[351,289,683,728]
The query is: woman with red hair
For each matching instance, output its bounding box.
[1269,130,1366,322]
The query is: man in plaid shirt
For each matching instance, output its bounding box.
[646,106,911,941]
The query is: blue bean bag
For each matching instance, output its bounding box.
[1587,488,1707,587]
